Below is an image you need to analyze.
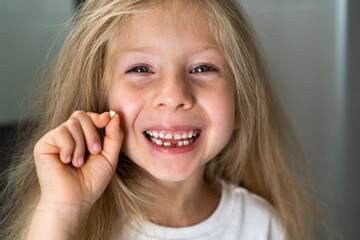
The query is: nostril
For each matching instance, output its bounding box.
[153,89,194,110]
[158,103,166,107]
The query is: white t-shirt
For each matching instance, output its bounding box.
[118,181,285,240]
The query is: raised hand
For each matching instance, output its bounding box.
[26,111,122,240]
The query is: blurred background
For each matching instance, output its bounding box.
[0,0,358,239]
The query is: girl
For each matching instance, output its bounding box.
[0,0,315,239]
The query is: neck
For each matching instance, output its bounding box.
[141,168,221,227]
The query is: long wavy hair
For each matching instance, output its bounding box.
[0,0,315,239]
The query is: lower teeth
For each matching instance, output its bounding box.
[148,134,199,147]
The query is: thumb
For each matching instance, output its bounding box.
[100,113,123,170]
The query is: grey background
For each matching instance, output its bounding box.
[0,0,359,239]
[0,0,73,123]
[240,0,359,239]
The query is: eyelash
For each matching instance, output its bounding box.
[190,65,216,73]
[126,65,153,73]
[126,64,217,74]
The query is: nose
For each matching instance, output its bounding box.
[152,72,194,111]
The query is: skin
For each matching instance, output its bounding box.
[107,8,236,226]
[26,5,236,239]
[27,111,122,239]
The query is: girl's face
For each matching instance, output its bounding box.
[107,7,236,183]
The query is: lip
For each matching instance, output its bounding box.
[142,125,201,132]
[142,126,203,154]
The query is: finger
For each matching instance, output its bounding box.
[62,119,86,168]
[70,111,103,155]
[86,111,111,129]
[35,126,75,164]
[101,113,123,170]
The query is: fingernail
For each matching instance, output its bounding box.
[65,156,71,163]
[93,142,101,152]
[110,110,115,118]
[77,157,84,166]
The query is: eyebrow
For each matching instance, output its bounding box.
[119,47,154,55]
[117,45,222,58]
[190,45,223,55]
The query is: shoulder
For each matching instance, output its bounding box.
[223,182,275,218]
[220,181,285,240]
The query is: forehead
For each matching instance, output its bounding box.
[114,3,218,54]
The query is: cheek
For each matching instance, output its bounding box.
[205,89,236,140]
[206,88,235,123]
[107,83,145,134]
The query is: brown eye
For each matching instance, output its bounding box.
[191,65,213,73]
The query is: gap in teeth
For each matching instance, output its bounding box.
[146,130,199,140]
[145,130,200,147]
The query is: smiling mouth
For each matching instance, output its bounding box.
[144,129,201,147]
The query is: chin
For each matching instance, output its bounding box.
[144,160,204,183]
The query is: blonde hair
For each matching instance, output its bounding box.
[0,0,315,239]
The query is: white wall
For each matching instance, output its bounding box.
[0,0,73,124]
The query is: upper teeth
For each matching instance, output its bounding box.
[146,130,199,140]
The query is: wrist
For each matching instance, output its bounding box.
[35,199,90,231]
[36,198,90,222]
[25,201,91,240]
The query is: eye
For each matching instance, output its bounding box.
[191,65,214,73]
[127,65,153,73]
